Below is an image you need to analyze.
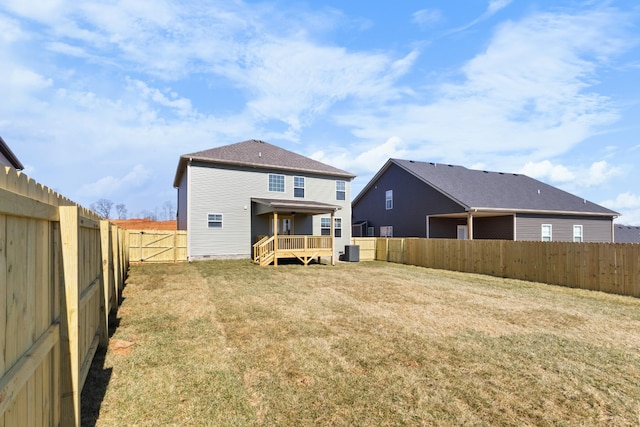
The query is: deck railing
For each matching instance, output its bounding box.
[253,235,334,265]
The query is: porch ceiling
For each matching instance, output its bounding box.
[252,198,341,215]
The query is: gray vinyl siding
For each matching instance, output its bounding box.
[515,214,613,242]
[187,162,352,259]
[176,170,188,230]
[352,162,464,237]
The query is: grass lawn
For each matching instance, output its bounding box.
[82,260,640,426]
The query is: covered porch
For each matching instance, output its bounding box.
[251,198,340,266]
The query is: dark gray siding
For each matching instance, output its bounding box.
[352,163,465,237]
[474,215,514,240]
[515,214,613,242]
[429,217,465,238]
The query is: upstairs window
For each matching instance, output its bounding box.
[385,190,393,210]
[294,176,305,198]
[336,180,346,200]
[573,225,583,242]
[269,174,285,192]
[207,213,223,228]
[541,224,552,242]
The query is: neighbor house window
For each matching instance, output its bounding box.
[367,226,375,237]
[541,224,552,242]
[321,217,342,237]
[336,180,346,200]
[385,190,393,210]
[294,176,305,198]
[269,174,285,192]
[207,213,223,228]
[380,226,393,237]
[573,225,583,242]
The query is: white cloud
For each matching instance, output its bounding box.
[586,160,622,186]
[412,9,443,29]
[519,160,575,182]
[337,7,627,164]
[602,192,640,225]
[78,164,151,198]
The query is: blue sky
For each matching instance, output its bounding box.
[2,0,640,223]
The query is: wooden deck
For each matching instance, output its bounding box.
[253,235,334,266]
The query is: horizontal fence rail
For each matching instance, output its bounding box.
[1,166,129,426]
[352,237,640,298]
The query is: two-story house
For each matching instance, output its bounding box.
[173,139,355,264]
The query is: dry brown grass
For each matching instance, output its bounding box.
[82,260,640,426]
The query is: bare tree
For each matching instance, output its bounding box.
[140,209,158,221]
[91,198,114,218]
[162,201,175,220]
[116,203,128,219]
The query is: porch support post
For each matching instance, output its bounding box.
[330,210,335,265]
[273,212,278,266]
[467,211,473,240]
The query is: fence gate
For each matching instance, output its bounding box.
[127,230,187,262]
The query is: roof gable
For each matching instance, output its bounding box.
[356,158,618,216]
[174,139,354,187]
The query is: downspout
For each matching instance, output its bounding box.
[330,210,335,265]
[187,159,192,261]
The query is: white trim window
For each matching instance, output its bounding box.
[334,217,342,238]
[207,213,223,228]
[385,190,393,210]
[336,180,346,200]
[541,224,552,242]
[380,226,393,237]
[573,225,583,242]
[269,174,285,192]
[294,176,305,198]
[367,226,375,237]
[321,217,342,237]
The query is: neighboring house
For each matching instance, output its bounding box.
[0,136,24,170]
[614,225,640,243]
[173,139,355,263]
[352,159,619,242]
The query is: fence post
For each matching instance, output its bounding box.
[100,221,112,346]
[59,205,80,427]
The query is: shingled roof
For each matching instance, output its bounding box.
[355,158,618,216]
[174,139,354,187]
[614,224,640,243]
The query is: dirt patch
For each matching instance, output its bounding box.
[112,219,177,230]
[109,339,135,356]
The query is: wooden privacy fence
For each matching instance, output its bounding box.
[351,237,640,298]
[0,167,128,426]
[127,229,187,262]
